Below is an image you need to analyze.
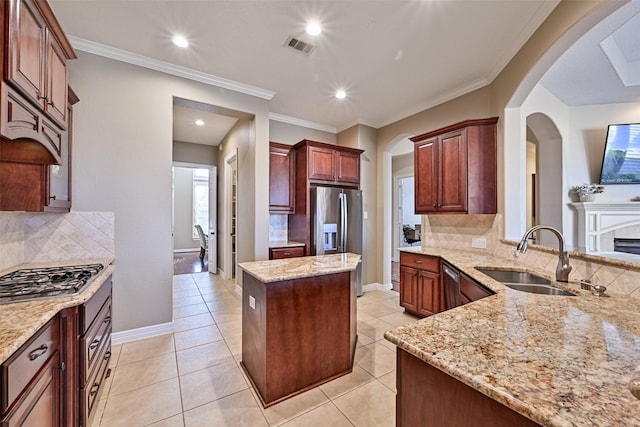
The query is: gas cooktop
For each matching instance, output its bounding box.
[0,263,104,304]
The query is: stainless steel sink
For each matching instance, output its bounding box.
[475,267,576,296]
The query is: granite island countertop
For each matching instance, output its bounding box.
[267,240,306,249]
[239,253,361,283]
[385,247,640,426]
[0,258,115,365]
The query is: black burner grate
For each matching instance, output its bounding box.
[0,264,104,303]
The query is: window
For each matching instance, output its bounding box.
[192,168,209,239]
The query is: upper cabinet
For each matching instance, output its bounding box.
[1,0,77,162]
[295,139,363,187]
[411,117,498,215]
[269,142,295,214]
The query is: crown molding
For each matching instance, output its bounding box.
[268,112,337,134]
[68,36,275,100]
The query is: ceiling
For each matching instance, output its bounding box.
[49,0,640,146]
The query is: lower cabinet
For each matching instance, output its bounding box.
[0,317,62,427]
[399,253,441,317]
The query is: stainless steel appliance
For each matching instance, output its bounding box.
[310,186,364,296]
[442,262,461,310]
[0,264,104,304]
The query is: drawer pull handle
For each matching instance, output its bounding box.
[89,339,101,350]
[104,316,111,324]
[104,351,112,360]
[284,252,292,256]
[90,382,100,396]
[28,344,48,361]
[414,260,423,264]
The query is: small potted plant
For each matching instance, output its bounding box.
[572,184,604,202]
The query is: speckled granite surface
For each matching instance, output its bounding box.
[268,240,305,249]
[0,258,115,364]
[239,253,361,283]
[385,247,640,426]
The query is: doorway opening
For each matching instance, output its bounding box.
[223,150,238,280]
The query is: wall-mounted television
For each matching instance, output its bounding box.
[599,123,640,184]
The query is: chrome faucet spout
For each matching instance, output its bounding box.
[516,225,572,282]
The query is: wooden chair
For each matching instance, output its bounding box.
[194,225,208,260]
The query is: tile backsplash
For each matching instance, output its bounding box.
[269,214,288,242]
[0,211,115,270]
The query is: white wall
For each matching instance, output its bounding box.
[269,120,336,145]
[69,52,270,333]
[173,167,198,251]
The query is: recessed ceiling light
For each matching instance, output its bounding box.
[173,35,189,48]
[306,21,322,36]
[195,119,205,126]
[335,90,346,99]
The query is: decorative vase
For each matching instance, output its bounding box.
[579,193,596,202]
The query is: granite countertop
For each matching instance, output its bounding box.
[385,247,640,426]
[239,253,361,283]
[0,258,115,365]
[268,240,306,249]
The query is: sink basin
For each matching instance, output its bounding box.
[475,267,576,296]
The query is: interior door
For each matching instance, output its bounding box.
[208,166,217,274]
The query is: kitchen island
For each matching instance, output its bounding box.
[238,253,360,407]
[385,247,640,426]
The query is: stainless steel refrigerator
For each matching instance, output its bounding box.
[310,186,363,296]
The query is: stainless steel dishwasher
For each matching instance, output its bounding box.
[442,262,461,310]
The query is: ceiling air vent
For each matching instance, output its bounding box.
[284,36,315,54]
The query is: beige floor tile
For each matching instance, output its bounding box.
[109,353,178,396]
[358,290,395,303]
[357,318,396,341]
[216,319,243,340]
[378,370,397,393]
[180,360,249,410]
[280,402,353,427]
[147,414,185,426]
[173,287,202,298]
[174,312,215,332]
[100,378,183,427]
[212,309,242,324]
[118,334,175,365]
[176,340,234,375]
[260,387,329,426]
[173,303,210,319]
[205,295,241,310]
[358,301,400,318]
[356,332,374,347]
[377,311,419,328]
[354,341,396,378]
[333,380,395,427]
[318,365,375,399]
[174,325,223,351]
[183,389,268,427]
[108,343,122,368]
[377,337,396,352]
[89,397,107,427]
[224,334,243,358]
[174,295,206,308]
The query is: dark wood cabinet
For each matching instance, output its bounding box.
[268,246,304,260]
[269,142,295,214]
[411,117,498,215]
[1,317,62,427]
[399,252,441,317]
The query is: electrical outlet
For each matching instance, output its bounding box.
[249,296,256,309]
[471,237,487,249]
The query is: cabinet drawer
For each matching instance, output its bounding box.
[81,276,112,333]
[81,301,112,385]
[460,274,494,303]
[1,317,59,411]
[82,340,112,424]
[400,252,439,273]
[269,247,305,260]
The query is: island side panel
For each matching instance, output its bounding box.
[396,349,540,427]
[241,272,267,399]
[264,271,352,404]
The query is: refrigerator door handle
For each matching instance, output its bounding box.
[341,192,348,252]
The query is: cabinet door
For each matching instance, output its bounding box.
[308,146,336,182]
[438,130,467,213]
[336,150,360,185]
[417,270,440,316]
[269,144,295,213]
[44,36,69,128]
[399,266,419,313]
[1,352,61,427]
[414,138,438,213]
[7,0,47,108]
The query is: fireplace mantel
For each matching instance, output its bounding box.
[572,202,640,257]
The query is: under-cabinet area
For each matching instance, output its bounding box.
[0,264,114,427]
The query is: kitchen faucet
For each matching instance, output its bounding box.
[516,225,572,282]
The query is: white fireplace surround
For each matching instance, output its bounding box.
[573,202,640,259]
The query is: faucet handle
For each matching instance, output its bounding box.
[591,284,607,297]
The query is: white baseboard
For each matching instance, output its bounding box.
[362,282,393,293]
[111,322,174,345]
[173,248,199,254]
[235,284,242,296]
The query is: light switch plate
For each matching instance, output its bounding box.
[249,296,256,309]
[471,237,487,249]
